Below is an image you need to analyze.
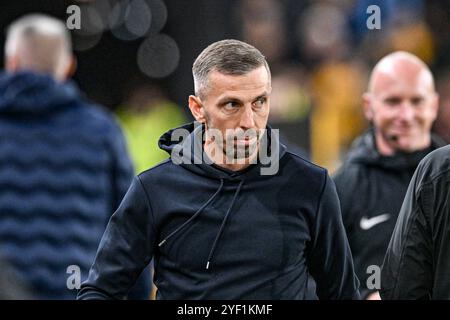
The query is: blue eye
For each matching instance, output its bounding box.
[253,97,266,108]
[224,101,240,110]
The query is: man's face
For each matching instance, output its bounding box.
[364,68,438,155]
[191,66,271,162]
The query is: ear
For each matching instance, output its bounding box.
[430,92,440,121]
[55,55,77,82]
[5,55,19,72]
[362,92,374,122]
[188,95,206,123]
[64,55,77,79]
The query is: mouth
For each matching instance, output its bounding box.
[390,130,414,138]
[234,136,258,145]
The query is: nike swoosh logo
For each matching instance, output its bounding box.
[360,214,391,230]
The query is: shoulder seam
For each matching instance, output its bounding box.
[285,150,326,172]
[313,169,328,231]
[418,167,450,193]
[138,158,172,175]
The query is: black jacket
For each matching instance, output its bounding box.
[78,122,360,300]
[381,145,450,299]
[333,130,443,298]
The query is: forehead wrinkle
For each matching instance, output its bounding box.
[217,90,269,105]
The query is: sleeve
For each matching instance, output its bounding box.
[380,169,433,300]
[307,173,361,300]
[108,117,152,299]
[77,176,156,300]
[332,168,353,234]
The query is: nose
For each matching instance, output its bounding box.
[239,105,255,129]
[398,102,415,123]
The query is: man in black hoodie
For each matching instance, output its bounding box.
[78,39,360,300]
[333,52,442,299]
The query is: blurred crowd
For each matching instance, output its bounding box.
[91,0,450,172]
[228,0,450,171]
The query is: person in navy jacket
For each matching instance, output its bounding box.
[0,14,150,299]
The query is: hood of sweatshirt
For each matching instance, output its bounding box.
[157,121,287,269]
[158,121,287,181]
[0,71,80,116]
[345,129,445,171]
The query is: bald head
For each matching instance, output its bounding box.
[5,14,73,81]
[368,51,435,95]
[363,51,438,156]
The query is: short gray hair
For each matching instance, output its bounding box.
[5,14,72,76]
[192,39,271,98]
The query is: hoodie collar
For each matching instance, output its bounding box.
[346,128,445,170]
[0,71,80,116]
[158,121,287,181]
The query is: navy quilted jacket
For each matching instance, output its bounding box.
[0,71,143,299]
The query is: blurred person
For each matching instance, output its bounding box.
[78,39,360,300]
[310,59,367,171]
[116,83,186,174]
[296,1,368,171]
[269,64,311,157]
[381,145,450,299]
[236,0,287,68]
[0,14,150,299]
[333,51,443,299]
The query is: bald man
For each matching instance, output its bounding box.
[333,52,444,300]
[0,14,150,299]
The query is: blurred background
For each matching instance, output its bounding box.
[1,0,449,172]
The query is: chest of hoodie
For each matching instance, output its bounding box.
[151,178,314,275]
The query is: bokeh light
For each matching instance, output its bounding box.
[137,33,180,78]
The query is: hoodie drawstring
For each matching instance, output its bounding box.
[158,179,224,247]
[205,179,244,270]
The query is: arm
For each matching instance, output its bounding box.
[108,119,152,299]
[77,177,156,300]
[380,171,433,300]
[307,174,360,300]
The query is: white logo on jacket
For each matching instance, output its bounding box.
[360,214,390,230]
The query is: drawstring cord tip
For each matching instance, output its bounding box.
[158,239,166,247]
[206,261,210,270]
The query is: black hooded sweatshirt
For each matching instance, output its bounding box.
[78,122,360,300]
[333,130,443,298]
